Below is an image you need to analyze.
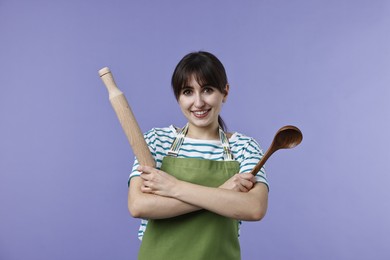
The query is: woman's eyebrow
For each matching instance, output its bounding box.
[182,83,212,89]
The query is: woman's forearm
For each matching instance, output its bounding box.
[172,182,268,221]
[128,177,201,219]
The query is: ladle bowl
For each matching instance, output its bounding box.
[250,125,303,176]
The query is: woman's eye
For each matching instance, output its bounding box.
[182,89,192,95]
[203,87,214,94]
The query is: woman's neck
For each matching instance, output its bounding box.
[186,124,219,140]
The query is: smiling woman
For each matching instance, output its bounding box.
[177,76,227,140]
[172,51,230,132]
[128,51,269,260]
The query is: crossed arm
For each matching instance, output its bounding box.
[128,166,268,221]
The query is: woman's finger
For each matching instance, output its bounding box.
[240,172,257,182]
[140,173,150,181]
[140,185,150,193]
[239,184,249,192]
[138,165,154,174]
[142,180,151,187]
[240,179,254,191]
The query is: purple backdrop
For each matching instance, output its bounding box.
[1,0,389,259]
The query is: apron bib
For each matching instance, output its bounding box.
[138,125,241,260]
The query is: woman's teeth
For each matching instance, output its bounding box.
[195,111,207,115]
[193,110,209,117]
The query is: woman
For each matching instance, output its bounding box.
[128,51,269,260]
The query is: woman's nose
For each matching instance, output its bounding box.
[194,94,205,108]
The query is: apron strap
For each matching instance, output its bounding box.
[167,124,189,157]
[219,127,233,161]
[167,123,234,161]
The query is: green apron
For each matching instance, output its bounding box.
[138,126,241,260]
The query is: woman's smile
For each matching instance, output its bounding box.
[192,109,211,118]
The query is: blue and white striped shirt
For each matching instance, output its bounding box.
[129,125,269,240]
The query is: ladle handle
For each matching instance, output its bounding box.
[250,147,275,176]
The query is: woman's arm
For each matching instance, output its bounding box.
[175,181,268,221]
[128,176,201,219]
[128,171,257,219]
[139,166,268,221]
[127,126,200,219]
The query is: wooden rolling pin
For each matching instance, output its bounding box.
[99,67,155,167]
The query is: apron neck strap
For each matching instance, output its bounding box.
[168,123,234,161]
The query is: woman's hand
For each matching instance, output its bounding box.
[138,165,179,197]
[219,173,256,192]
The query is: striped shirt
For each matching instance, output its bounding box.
[129,125,269,240]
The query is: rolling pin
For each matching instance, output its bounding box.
[99,67,155,168]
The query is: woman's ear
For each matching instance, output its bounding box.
[223,84,230,103]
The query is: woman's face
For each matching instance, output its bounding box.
[178,75,228,134]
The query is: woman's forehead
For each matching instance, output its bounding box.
[183,72,208,87]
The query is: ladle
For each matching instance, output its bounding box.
[250,125,303,176]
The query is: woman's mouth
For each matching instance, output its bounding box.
[192,109,211,118]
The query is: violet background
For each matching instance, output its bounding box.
[1,0,389,259]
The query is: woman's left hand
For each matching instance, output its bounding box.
[138,165,179,197]
[219,173,256,192]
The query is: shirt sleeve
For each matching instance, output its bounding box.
[239,138,269,191]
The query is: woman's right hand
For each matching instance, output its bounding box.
[219,173,256,192]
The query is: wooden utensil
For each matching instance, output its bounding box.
[250,125,303,176]
[99,67,155,168]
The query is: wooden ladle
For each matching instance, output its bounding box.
[250,125,303,176]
